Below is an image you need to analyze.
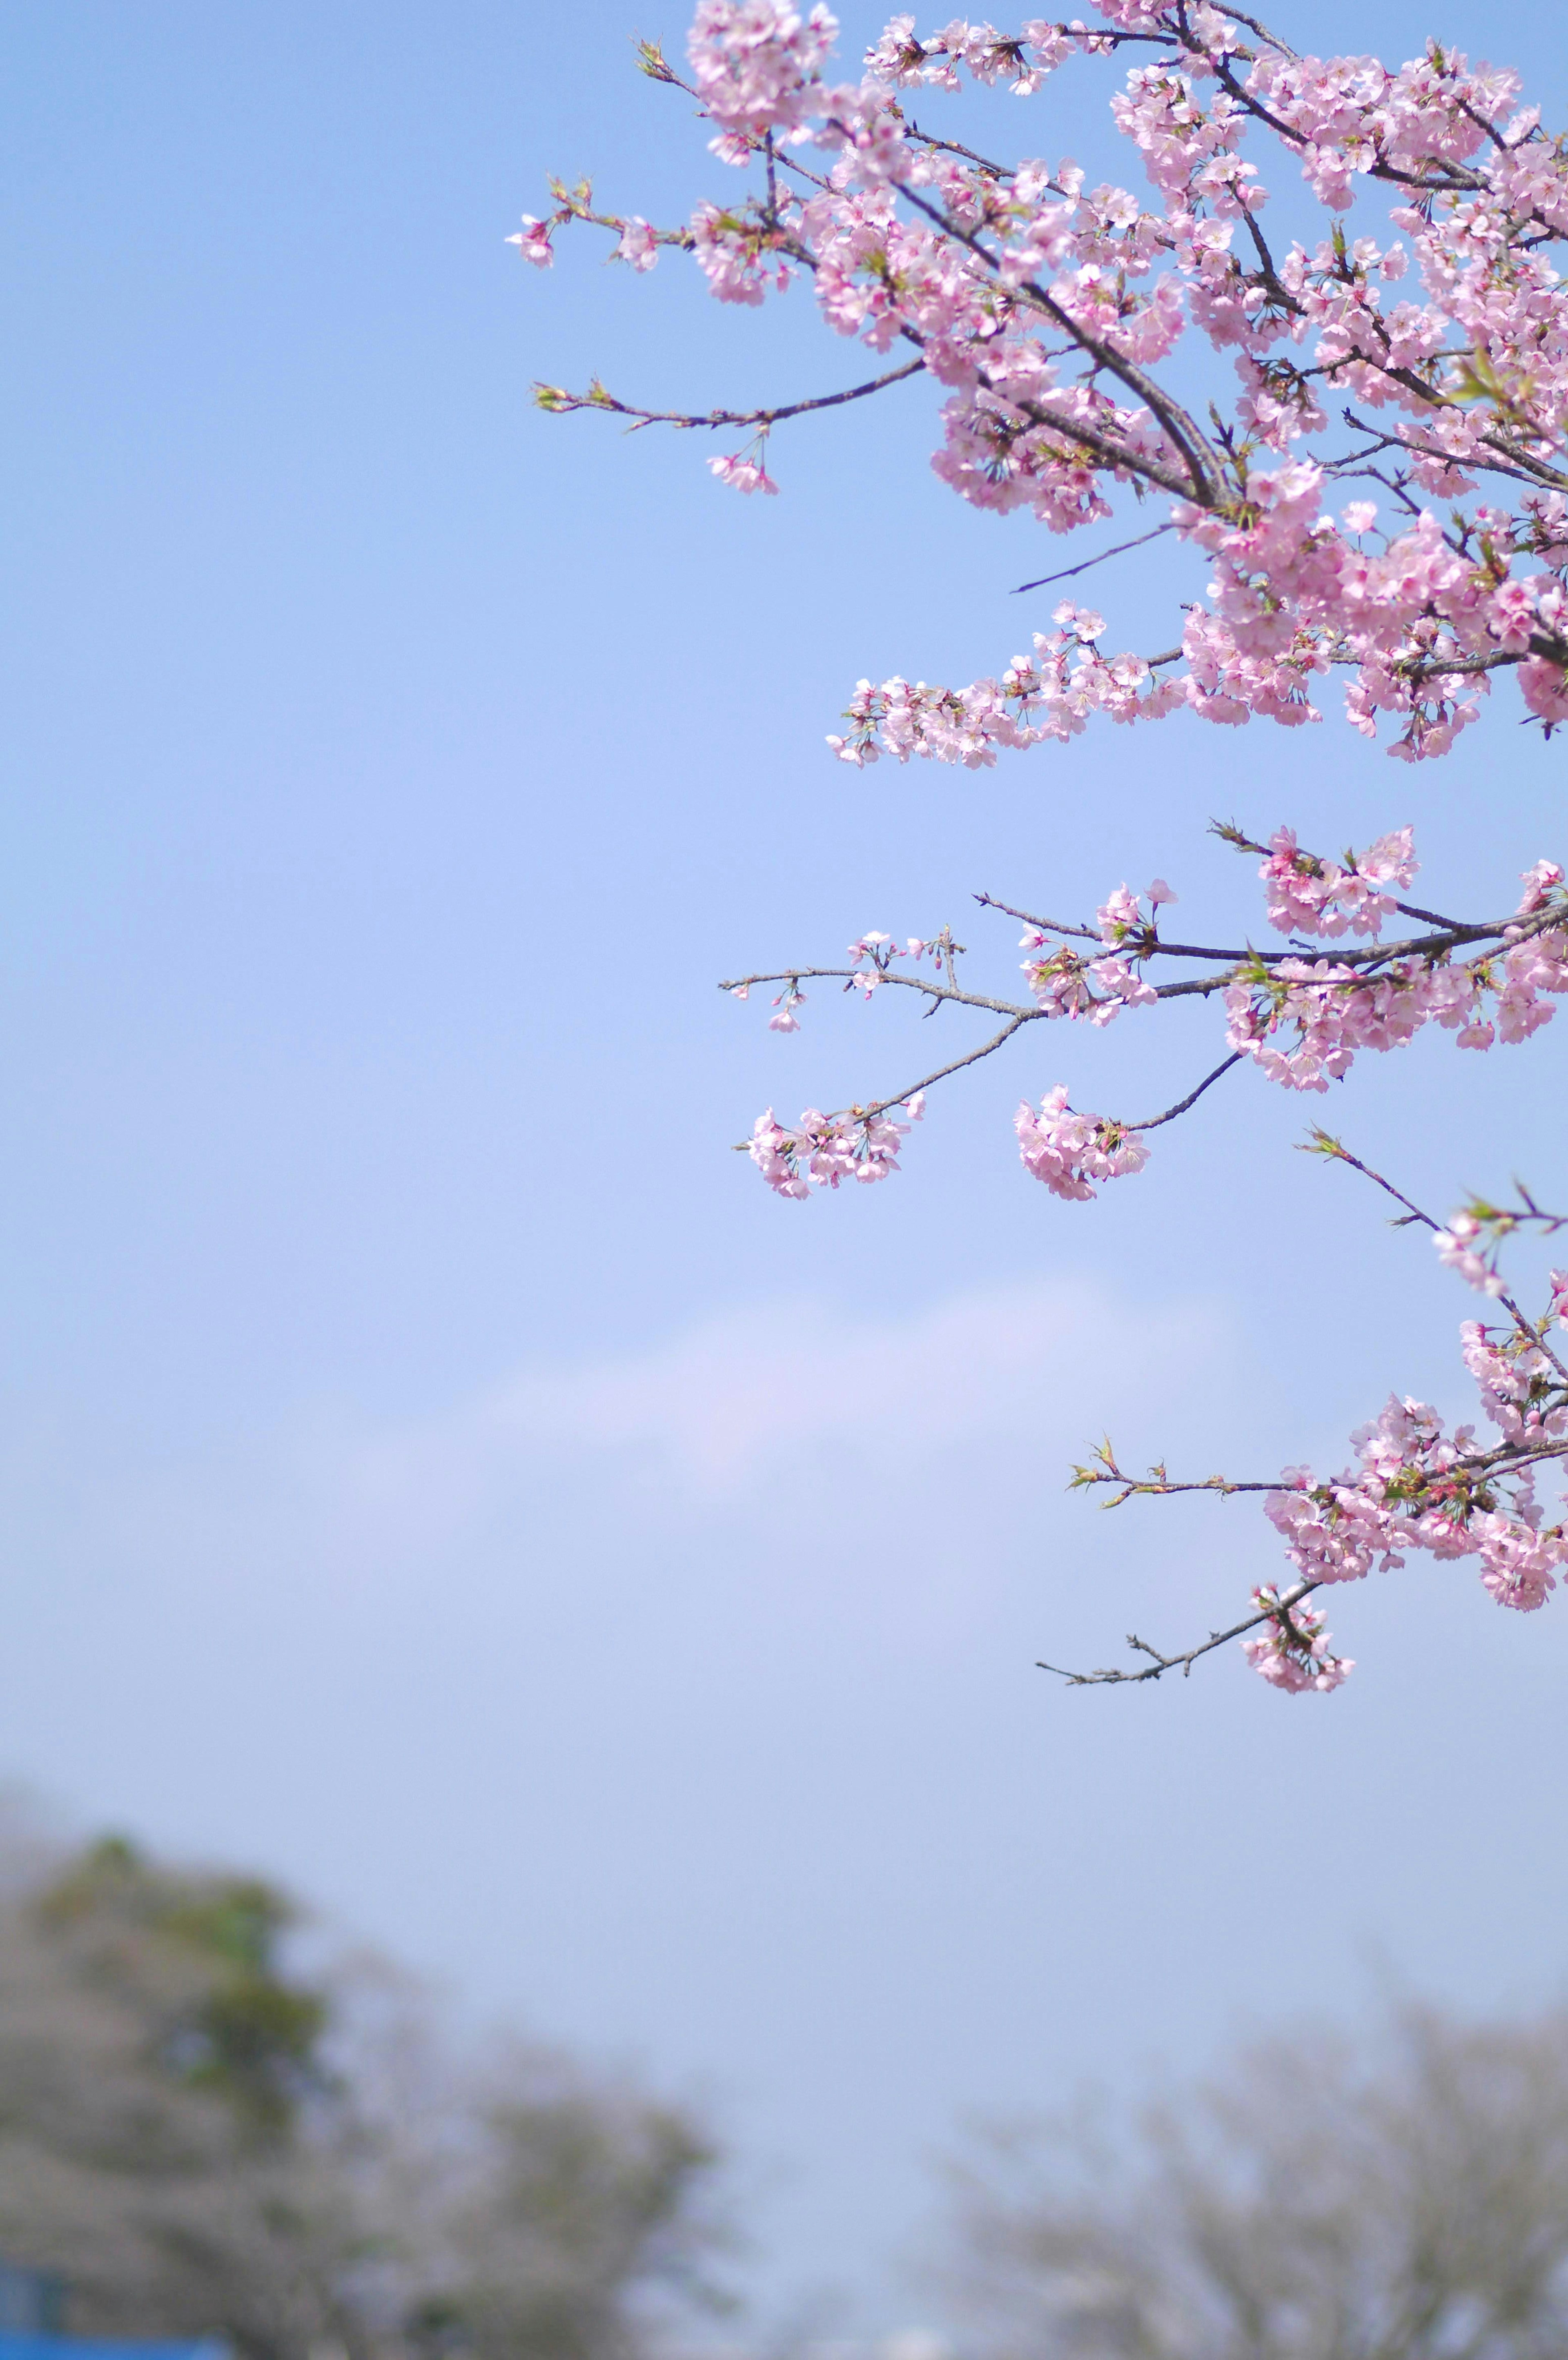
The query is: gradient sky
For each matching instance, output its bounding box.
[4,1,1568,2344]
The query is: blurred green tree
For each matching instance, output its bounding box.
[0,1828,729,2360]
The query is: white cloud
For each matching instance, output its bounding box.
[346,1275,1236,1507]
[1,1275,1255,1613]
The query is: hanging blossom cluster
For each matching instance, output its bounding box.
[747,1094,925,1196]
[1064,1219,1568,1696]
[1013,1084,1149,1200]
[525,0,1568,759]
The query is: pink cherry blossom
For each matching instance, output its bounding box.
[708,450,780,494]
[1242,1590,1354,1692]
[688,0,838,153]
[1252,1341,1568,1689]
[1257,824,1416,938]
[1015,1085,1150,1198]
[614,217,659,270]
[748,1093,924,1194]
[506,215,555,267]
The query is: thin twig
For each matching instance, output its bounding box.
[1312,1134,1568,1387]
[536,358,926,434]
[853,1013,1035,1122]
[719,967,1034,1021]
[1125,1052,1244,1133]
[1013,522,1174,594]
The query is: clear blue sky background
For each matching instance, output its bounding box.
[4,1,1567,2342]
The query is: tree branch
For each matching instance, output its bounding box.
[1124,1051,1244,1132]
[1038,1579,1322,1687]
[1013,522,1175,595]
[535,358,926,433]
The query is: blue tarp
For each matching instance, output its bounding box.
[0,2340,225,2360]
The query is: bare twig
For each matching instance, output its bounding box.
[535,357,926,434]
[1308,1132,1568,1387]
[718,966,1035,1022]
[853,1012,1035,1122]
[1013,522,1175,595]
[1123,1051,1244,1132]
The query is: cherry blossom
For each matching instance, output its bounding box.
[1254,1322,1568,1678]
[1014,1085,1150,1198]
[708,448,780,493]
[1257,825,1415,938]
[614,216,659,270]
[688,0,839,160]
[748,1093,924,1194]
[506,215,555,267]
[1241,1591,1355,1693]
[525,2,1568,1693]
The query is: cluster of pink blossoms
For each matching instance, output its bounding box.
[1013,1084,1149,1200]
[688,0,839,163]
[1264,1396,1561,1603]
[708,447,779,493]
[527,5,1568,1693]
[1020,878,1172,1022]
[841,932,944,1000]
[748,1094,924,1195]
[1257,824,1414,936]
[1226,856,1568,1090]
[1241,1591,1355,1694]
[1252,1275,1568,1688]
[827,606,1187,766]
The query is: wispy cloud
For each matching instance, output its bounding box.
[326,1276,1238,1521]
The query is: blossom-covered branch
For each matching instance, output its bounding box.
[721,828,1567,1202]
[524,0,1568,755]
[1043,1146,1568,1689]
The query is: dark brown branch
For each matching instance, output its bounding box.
[973,894,1101,947]
[976,891,1550,975]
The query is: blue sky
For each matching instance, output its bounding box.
[4,0,1568,2342]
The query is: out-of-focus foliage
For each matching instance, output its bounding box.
[0,1821,727,2360]
[941,2005,1568,2360]
[403,2053,725,2360]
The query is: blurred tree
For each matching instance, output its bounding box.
[940,2005,1568,2360]
[401,2048,730,2360]
[0,1832,365,2360]
[0,1826,729,2360]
